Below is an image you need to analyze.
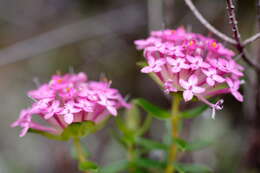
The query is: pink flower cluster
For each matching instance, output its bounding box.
[135,28,244,117]
[12,72,129,137]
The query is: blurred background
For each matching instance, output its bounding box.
[0,0,258,172]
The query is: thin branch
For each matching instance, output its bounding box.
[243,32,260,46]
[184,0,236,44]
[226,0,242,45]
[225,0,260,71]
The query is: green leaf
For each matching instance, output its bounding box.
[136,115,152,136]
[181,105,209,119]
[125,101,141,130]
[115,117,136,145]
[29,120,107,141]
[173,137,211,151]
[187,140,212,151]
[28,129,65,141]
[174,162,212,173]
[110,129,128,147]
[99,160,129,173]
[134,98,171,120]
[136,137,168,151]
[79,161,99,172]
[136,61,148,68]
[61,121,96,140]
[134,158,166,169]
[173,137,189,151]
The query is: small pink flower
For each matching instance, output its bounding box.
[28,84,55,100]
[98,95,117,115]
[44,101,62,119]
[167,46,185,57]
[186,55,209,70]
[76,99,94,113]
[202,68,225,86]
[141,57,166,73]
[61,101,84,124]
[164,80,178,94]
[180,75,205,101]
[226,78,243,102]
[167,57,189,73]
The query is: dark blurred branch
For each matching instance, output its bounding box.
[0,4,144,67]
[243,33,260,46]
[183,0,236,44]
[246,0,260,170]
[225,0,260,71]
[256,0,260,30]
[162,0,175,29]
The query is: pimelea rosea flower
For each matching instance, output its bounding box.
[135,27,244,118]
[12,72,129,137]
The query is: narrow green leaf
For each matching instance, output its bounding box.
[79,161,98,172]
[61,121,96,140]
[134,98,171,120]
[187,140,212,151]
[125,102,141,130]
[173,137,211,151]
[136,115,152,136]
[173,137,189,151]
[137,137,168,151]
[174,162,212,173]
[134,158,166,169]
[115,116,129,133]
[99,160,129,173]
[181,105,209,119]
[28,129,65,141]
[110,129,128,147]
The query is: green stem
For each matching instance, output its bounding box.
[73,137,89,173]
[165,94,181,173]
[127,143,136,173]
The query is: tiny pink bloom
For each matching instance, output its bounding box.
[164,80,178,94]
[186,55,210,70]
[202,68,225,86]
[141,57,166,73]
[59,86,77,100]
[226,78,243,102]
[167,57,189,73]
[28,84,55,100]
[180,75,205,101]
[61,101,82,124]
[168,46,185,57]
[49,75,68,90]
[31,98,53,113]
[11,108,32,137]
[76,99,94,112]
[44,101,62,119]
[98,95,117,116]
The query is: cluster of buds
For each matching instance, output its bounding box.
[12,72,129,137]
[135,27,244,118]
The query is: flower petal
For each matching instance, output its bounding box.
[183,90,193,101]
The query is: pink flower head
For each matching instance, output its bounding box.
[135,27,244,118]
[12,72,129,137]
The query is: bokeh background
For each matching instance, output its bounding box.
[0,0,259,172]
